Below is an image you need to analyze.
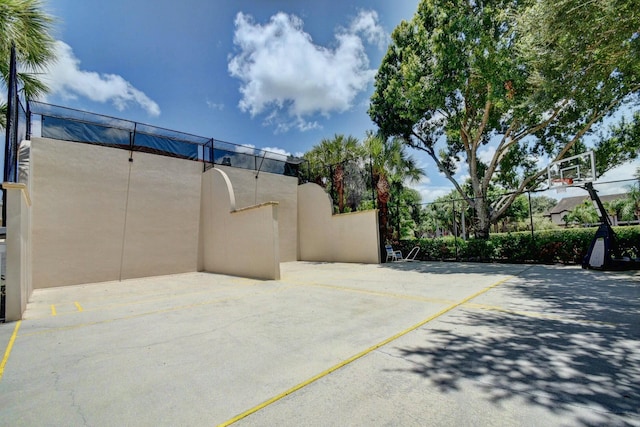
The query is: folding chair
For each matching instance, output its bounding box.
[385,244,403,262]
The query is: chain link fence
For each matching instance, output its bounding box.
[410,179,640,241]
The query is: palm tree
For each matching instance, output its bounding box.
[304,134,360,213]
[564,200,600,226]
[1,0,56,127]
[625,183,640,222]
[364,133,424,244]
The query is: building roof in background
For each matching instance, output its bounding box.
[547,193,628,216]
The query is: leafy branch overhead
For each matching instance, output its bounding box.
[0,0,57,128]
[369,0,639,238]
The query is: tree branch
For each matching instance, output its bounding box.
[410,130,474,207]
[490,170,546,221]
[473,83,493,150]
[511,99,569,142]
[482,120,517,191]
[553,86,640,164]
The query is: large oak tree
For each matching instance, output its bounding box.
[369,0,639,238]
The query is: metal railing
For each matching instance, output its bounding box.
[27,101,305,177]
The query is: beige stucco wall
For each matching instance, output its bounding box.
[30,137,201,288]
[217,165,298,262]
[200,168,280,280]
[298,183,380,264]
[25,136,379,291]
[3,183,32,321]
[120,151,201,279]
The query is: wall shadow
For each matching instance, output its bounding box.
[380,260,534,276]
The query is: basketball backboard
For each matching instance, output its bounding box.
[547,151,596,190]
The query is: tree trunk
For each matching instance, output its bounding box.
[379,201,390,242]
[334,164,345,213]
[474,199,492,239]
[377,175,392,242]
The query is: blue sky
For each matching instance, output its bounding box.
[40,1,417,145]
[14,0,640,201]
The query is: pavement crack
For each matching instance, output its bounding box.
[69,385,89,426]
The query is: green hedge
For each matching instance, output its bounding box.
[395,225,640,264]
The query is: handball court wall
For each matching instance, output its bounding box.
[3,137,379,319]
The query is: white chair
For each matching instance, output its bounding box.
[386,245,420,262]
[385,244,403,262]
[404,246,420,262]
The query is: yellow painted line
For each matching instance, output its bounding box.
[217,276,513,426]
[29,290,224,320]
[295,281,455,305]
[74,302,84,312]
[464,302,618,326]
[51,305,57,316]
[25,279,270,321]
[19,285,297,338]
[0,321,22,382]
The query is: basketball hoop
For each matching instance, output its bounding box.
[552,178,574,186]
[551,177,573,194]
[547,151,596,193]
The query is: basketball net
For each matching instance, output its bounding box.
[552,178,573,194]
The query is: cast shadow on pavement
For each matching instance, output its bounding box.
[388,266,640,425]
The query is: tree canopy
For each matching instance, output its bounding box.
[303,134,362,213]
[369,0,639,238]
[364,134,424,242]
[303,133,424,243]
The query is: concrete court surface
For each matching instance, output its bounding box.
[0,261,638,427]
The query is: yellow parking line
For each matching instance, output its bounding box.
[0,320,21,383]
[51,305,57,316]
[74,302,84,312]
[295,281,455,305]
[26,281,268,321]
[19,285,294,339]
[217,276,513,426]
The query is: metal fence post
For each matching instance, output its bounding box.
[528,190,535,240]
[26,100,31,140]
[452,199,458,260]
[3,45,19,227]
[128,122,137,160]
[370,155,376,209]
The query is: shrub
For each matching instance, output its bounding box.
[615,226,640,259]
[396,225,640,264]
[491,233,535,263]
[461,238,495,261]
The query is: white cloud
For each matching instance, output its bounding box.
[228,10,385,132]
[260,146,290,159]
[206,100,225,111]
[453,157,468,182]
[593,158,640,195]
[478,146,496,164]
[263,111,320,134]
[408,176,452,204]
[416,185,452,204]
[348,10,388,49]
[42,41,160,116]
[235,143,256,154]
